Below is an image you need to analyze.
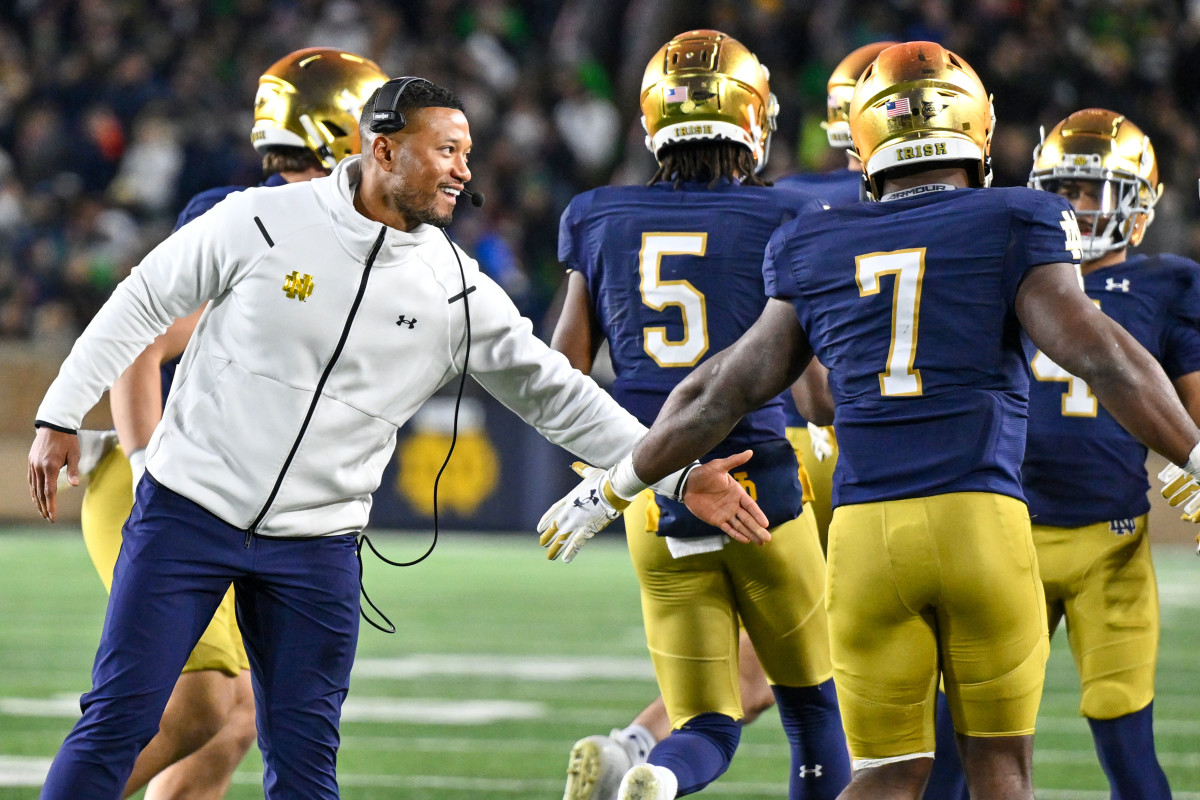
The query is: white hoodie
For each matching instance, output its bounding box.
[37,157,648,537]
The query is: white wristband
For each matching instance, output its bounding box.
[127,448,147,486]
[608,455,647,501]
[610,454,699,503]
[1186,441,1200,482]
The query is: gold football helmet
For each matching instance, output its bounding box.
[252,47,388,170]
[640,29,778,171]
[849,41,993,199]
[1029,108,1162,261]
[823,42,897,148]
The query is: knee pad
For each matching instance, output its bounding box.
[678,712,741,764]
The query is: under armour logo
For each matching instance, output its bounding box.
[572,489,600,509]
[1105,278,1130,293]
[396,315,418,329]
[282,271,314,301]
[1109,518,1136,536]
[799,764,823,778]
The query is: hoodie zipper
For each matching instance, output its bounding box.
[243,225,388,545]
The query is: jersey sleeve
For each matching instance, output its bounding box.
[1162,257,1200,378]
[762,220,802,300]
[1021,190,1083,268]
[174,185,245,231]
[557,192,592,276]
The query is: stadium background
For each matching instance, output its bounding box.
[1,0,1199,797]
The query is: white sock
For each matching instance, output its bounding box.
[615,724,656,764]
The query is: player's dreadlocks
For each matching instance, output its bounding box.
[262,146,325,177]
[649,141,772,189]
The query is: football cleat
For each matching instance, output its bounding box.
[1029,108,1161,262]
[563,732,635,800]
[640,29,778,172]
[252,47,388,169]
[57,429,118,489]
[617,764,678,800]
[849,41,993,199]
[822,42,897,149]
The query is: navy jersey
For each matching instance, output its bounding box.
[776,168,863,210]
[1023,253,1200,527]
[764,186,1080,508]
[559,179,825,534]
[776,168,864,427]
[161,174,289,401]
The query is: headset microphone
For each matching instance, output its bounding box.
[462,187,485,208]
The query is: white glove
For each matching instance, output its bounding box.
[1159,453,1200,555]
[127,448,147,487]
[538,462,632,562]
[807,422,833,462]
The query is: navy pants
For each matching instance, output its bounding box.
[41,476,361,800]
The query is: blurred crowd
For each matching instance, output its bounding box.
[2,0,1200,341]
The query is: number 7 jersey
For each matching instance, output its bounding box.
[763,186,1081,508]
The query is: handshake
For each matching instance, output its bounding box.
[1158,462,1200,553]
[537,451,771,563]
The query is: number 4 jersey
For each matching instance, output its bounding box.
[1023,253,1200,527]
[764,186,1080,508]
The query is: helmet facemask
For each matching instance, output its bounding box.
[1028,110,1162,262]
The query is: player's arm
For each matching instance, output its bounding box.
[109,306,204,478]
[1172,372,1200,427]
[539,298,808,559]
[1017,262,1200,464]
[632,297,814,481]
[791,356,833,426]
[549,271,603,373]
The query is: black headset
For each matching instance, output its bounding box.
[369,76,436,133]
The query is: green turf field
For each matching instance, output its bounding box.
[1,528,1198,799]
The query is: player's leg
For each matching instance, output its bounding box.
[920,691,967,800]
[236,532,359,800]
[143,670,256,800]
[620,524,743,798]
[923,520,1071,800]
[1051,516,1171,800]
[822,499,939,800]
[42,478,240,800]
[785,425,837,552]
[938,493,1048,800]
[564,491,661,800]
[565,629,768,800]
[734,507,849,800]
[137,586,257,800]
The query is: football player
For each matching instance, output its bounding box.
[551,30,849,800]
[540,41,1200,800]
[555,46,906,800]
[75,47,387,800]
[776,40,895,551]
[1017,109,1188,800]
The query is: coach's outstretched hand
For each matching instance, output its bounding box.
[681,450,771,545]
